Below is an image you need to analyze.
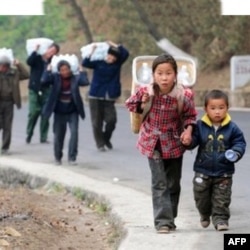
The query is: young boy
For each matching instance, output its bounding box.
[185,89,246,231]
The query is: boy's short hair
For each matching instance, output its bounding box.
[204,89,229,107]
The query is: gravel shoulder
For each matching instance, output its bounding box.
[0,186,118,250]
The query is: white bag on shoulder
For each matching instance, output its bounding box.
[51,54,79,75]
[0,48,14,65]
[80,42,109,61]
[26,37,54,56]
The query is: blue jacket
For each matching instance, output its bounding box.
[82,45,129,99]
[189,114,246,177]
[26,51,50,93]
[41,70,89,119]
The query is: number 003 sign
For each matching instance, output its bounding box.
[230,56,250,91]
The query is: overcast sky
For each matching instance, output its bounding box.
[0,0,44,15]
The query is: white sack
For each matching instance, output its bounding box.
[26,37,54,56]
[80,42,109,61]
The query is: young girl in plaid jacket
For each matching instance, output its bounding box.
[125,54,197,233]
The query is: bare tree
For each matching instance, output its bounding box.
[68,0,93,43]
[131,0,197,64]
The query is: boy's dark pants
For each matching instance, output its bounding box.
[148,156,183,230]
[53,112,79,161]
[26,89,50,142]
[193,173,232,226]
[89,99,117,148]
[0,101,14,151]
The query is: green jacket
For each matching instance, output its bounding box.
[0,63,29,109]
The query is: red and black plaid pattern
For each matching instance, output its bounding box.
[125,86,197,158]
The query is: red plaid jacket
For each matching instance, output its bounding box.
[125,85,197,159]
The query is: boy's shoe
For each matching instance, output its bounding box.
[157,226,170,234]
[200,217,210,228]
[216,223,229,231]
[40,139,50,144]
[68,160,78,166]
[26,136,32,144]
[98,146,106,152]
[55,159,62,166]
[1,149,11,155]
[105,140,113,150]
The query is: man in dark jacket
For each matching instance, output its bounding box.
[41,60,89,165]
[0,55,29,154]
[82,41,129,151]
[26,42,60,144]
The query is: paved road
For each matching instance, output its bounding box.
[8,104,250,249]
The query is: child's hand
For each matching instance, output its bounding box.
[141,92,150,103]
[180,130,192,146]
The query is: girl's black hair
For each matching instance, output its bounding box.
[152,53,178,74]
[57,60,71,71]
[151,53,178,95]
[204,89,229,107]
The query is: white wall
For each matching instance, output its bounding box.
[0,0,44,15]
[221,0,250,15]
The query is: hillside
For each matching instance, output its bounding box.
[1,0,249,99]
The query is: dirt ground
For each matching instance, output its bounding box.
[0,186,118,250]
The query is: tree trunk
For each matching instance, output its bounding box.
[131,0,161,40]
[68,0,93,43]
[131,0,197,64]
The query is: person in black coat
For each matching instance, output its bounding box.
[41,60,89,165]
[26,43,60,144]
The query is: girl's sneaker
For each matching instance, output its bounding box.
[55,159,62,166]
[69,160,78,166]
[216,223,229,231]
[157,226,170,234]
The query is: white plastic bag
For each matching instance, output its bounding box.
[0,48,14,65]
[51,54,79,74]
[80,42,109,61]
[26,37,54,56]
[177,65,192,87]
[137,62,153,85]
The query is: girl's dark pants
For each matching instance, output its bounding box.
[53,112,79,161]
[148,156,183,230]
